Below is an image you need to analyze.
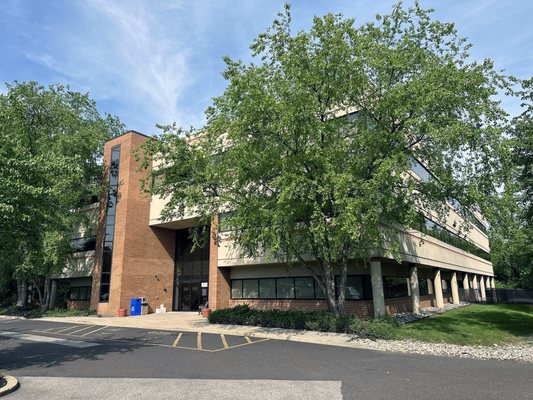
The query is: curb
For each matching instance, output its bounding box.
[0,316,26,320]
[0,375,20,397]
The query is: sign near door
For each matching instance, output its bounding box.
[201,282,208,288]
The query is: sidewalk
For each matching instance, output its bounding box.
[39,312,372,350]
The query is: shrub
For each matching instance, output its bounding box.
[208,305,400,339]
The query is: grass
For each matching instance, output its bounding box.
[0,306,96,319]
[398,304,533,346]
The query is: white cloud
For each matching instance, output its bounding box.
[24,0,195,133]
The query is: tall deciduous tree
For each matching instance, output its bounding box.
[0,81,123,308]
[141,3,508,314]
[491,77,533,289]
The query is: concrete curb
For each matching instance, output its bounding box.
[0,375,20,397]
[0,316,26,320]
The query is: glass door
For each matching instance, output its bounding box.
[173,229,210,311]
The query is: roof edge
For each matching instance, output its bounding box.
[105,130,151,143]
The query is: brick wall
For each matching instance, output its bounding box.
[90,132,175,315]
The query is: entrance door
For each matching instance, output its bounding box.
[178,282,204,311]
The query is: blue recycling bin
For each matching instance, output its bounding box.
[130,297,142,316]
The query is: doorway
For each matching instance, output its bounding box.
[173,229,210,311]
[178,282,209,311]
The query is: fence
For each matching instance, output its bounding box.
[490,288,533,304]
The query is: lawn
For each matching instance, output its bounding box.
[398,304,533,346]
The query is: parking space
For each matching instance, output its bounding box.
[1,319,268,353]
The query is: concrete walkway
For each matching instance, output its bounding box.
[39,312,371,350]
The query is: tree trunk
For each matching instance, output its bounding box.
[35,283,43,308]
[43,277,51,310]
[49,280,57,309]
[337,258,348,315]
[323,270,339,315]
[16,278,28,309]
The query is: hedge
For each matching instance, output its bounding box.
[208,304,399,339]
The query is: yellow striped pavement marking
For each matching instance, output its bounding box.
[220,334,229,349]
[197,332,202,350]
[244,336,252,343]
[172,333,183,348]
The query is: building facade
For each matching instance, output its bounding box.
[81,130,495,317]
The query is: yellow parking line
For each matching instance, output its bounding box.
[220,334,229,349]
[244,336,252,343]
[80,325,108,337]
[197,332,202,350]
[55,325,84,333]
[68,325,96,335]
[213,338,269,352]
[172,333,183,348]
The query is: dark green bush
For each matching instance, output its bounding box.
[208,305,399,339]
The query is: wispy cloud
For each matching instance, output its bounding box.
[22,0,194,133]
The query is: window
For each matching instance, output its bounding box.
[243,279,259,299]
[218,211,236,233]
[457,278,464,289]
[277,278,294,299]
[419,278,429,296]
[231,280,243,299]
[314,283,326,299]
[100,145,120,303]
[344,276,364,300]
[384,276,409,298]
[69,286,91,301]
[448,198,488,234]
[410,157,431,182]
[259,279,276,299]
[295,277,314,299]
[71,237,96,252]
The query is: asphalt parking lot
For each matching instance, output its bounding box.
[1,318,533,400]
[1,319,267,352]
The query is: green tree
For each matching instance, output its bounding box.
[0,81,123,309]
[491,77,533,289]
[141,3,508,314]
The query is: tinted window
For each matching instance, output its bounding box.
[243,280,259,299]
[231,280,243,299]
[295,277,314,299]
[259,279,276,299]
[277,278,294,299]
[384,276,409,298]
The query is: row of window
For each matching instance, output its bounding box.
[410,158,488,235]
[69,286,91,301]
[231,276,374,301]
[231,275,468,301]
[448,198,488,234]
[414,215,491,261]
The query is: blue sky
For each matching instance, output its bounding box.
[1,0,532,135]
